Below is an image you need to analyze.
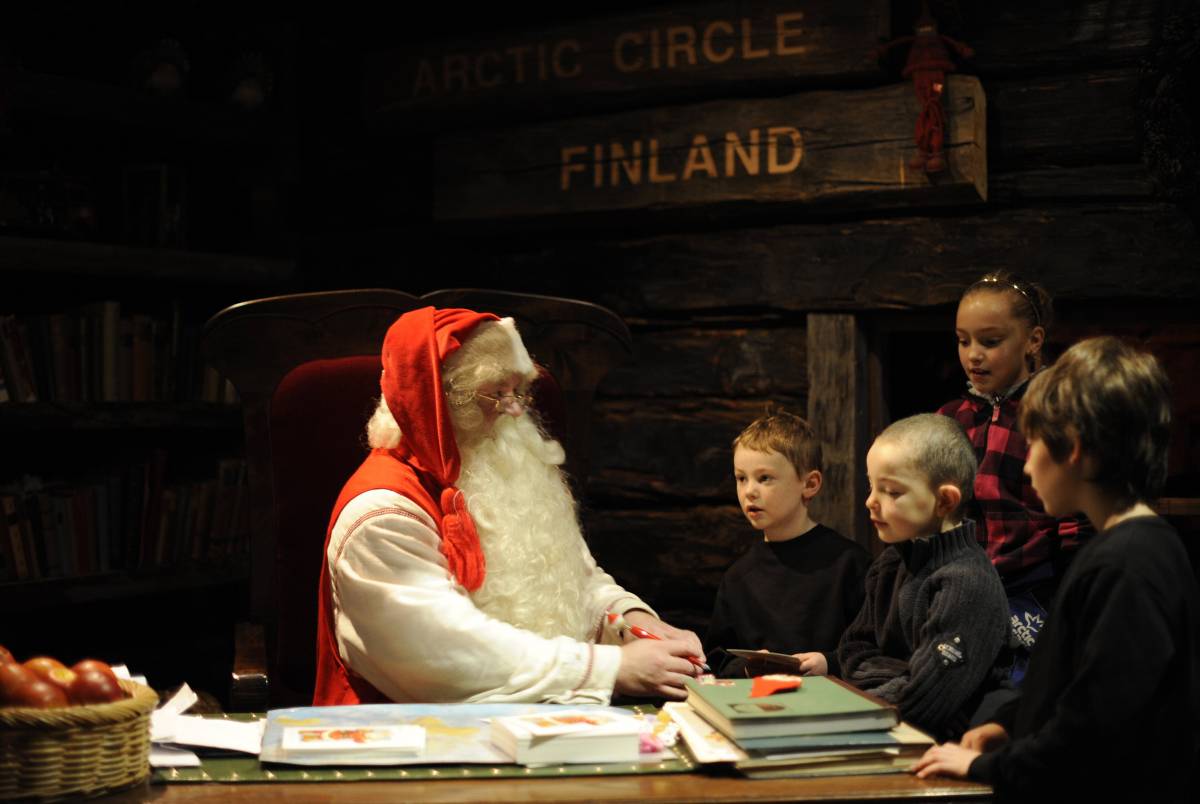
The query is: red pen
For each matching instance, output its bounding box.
[606,613,711,673]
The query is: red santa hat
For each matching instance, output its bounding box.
[379,306,534,590]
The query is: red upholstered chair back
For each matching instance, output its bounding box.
[269,355,381,701]
[202,289,629,708]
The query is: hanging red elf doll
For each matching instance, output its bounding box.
[875,5,974,173]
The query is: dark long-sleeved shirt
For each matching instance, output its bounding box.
[705,524,869,678]
[968,516,1200,802]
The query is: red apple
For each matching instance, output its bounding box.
[24,656,72,688]
[23,656,67,675]
[0,644,14,664]
[0,662,37,704]
[6,678,69,708]
[40,666,78,695]
[71,659,118,682]
[68,669,126,704]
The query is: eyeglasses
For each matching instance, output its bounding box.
[474,390,533,411]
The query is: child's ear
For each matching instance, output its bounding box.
[801,470,822,503]
[1067,435,1083,466]
[1027,325,1046,359]
[1069,434,1101,481]
[935,484,962,521]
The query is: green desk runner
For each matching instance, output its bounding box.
[154,708,695,784]
[155,752,693,783]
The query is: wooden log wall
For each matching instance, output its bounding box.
[325,0,1200,634]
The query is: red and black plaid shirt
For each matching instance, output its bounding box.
[938,384,1089,588]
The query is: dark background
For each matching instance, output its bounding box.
[2,0,1197,706]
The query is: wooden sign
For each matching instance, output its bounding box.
[435,75,987,222]
[364,1,888,124]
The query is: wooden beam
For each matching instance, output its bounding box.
[966,0,1158,75]
[500,202,1200,314]
[600,325,808,398]
[584,505,748,612]
[988,69,1140,167]
[806,314,870,551]
[590,398,796,504]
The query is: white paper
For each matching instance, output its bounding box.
[150,683,200,742]
[663,701,747,763]
[158,715,266,755]
[149,745,202,768]
[109,664,149,686]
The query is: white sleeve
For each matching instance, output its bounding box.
[328,489,621,704]
[577,543,658,645]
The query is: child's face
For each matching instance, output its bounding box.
[865,439,942,543]
[733,446,811,541]
[1023,436,1080,518]
[955,292,1042,396]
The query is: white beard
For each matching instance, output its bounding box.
[456,414,595,641]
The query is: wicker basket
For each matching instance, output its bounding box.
[0,679,158,801]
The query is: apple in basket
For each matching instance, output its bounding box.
[6,678,70,708]
[0,651,129,707]
[0,662,69,708]
[24,656,77,695]
[69,659,126,703]
[0,662,37,701]
[69,668,126,704]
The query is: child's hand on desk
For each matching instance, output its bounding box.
[911,742,981,779]
[959,722,1009,752]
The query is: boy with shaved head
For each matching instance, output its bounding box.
[838,413,1009,741]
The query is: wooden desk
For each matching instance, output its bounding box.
[105,771,989,802]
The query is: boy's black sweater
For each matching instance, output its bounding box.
[705,524,869,678]
[969,516,1200,802]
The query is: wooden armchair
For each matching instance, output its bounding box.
[201,289,632,711]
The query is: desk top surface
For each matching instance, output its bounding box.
[105,771,989,803]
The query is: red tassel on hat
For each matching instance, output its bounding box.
[439,486,485,591]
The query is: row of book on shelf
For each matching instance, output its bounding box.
[0,307,236,404]
[0,454,249,584]
[237,672,933,780]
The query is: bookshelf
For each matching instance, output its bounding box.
[0,35,296,698]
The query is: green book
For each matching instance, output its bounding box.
[684,676,898,742]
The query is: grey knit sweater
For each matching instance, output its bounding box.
[837,521,1009,741]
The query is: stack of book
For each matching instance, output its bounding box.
[671,674,934,779]
[489,710,644,766]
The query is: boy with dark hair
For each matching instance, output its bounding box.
[838,413,1009,741]
[706,409,870,678]
[914,337,1200,802]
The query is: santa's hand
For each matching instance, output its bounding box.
[621,610,706,665]
[615,639,701,700]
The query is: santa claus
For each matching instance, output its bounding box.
[314,307,703,705]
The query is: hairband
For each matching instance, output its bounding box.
[973,276,1042,328]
